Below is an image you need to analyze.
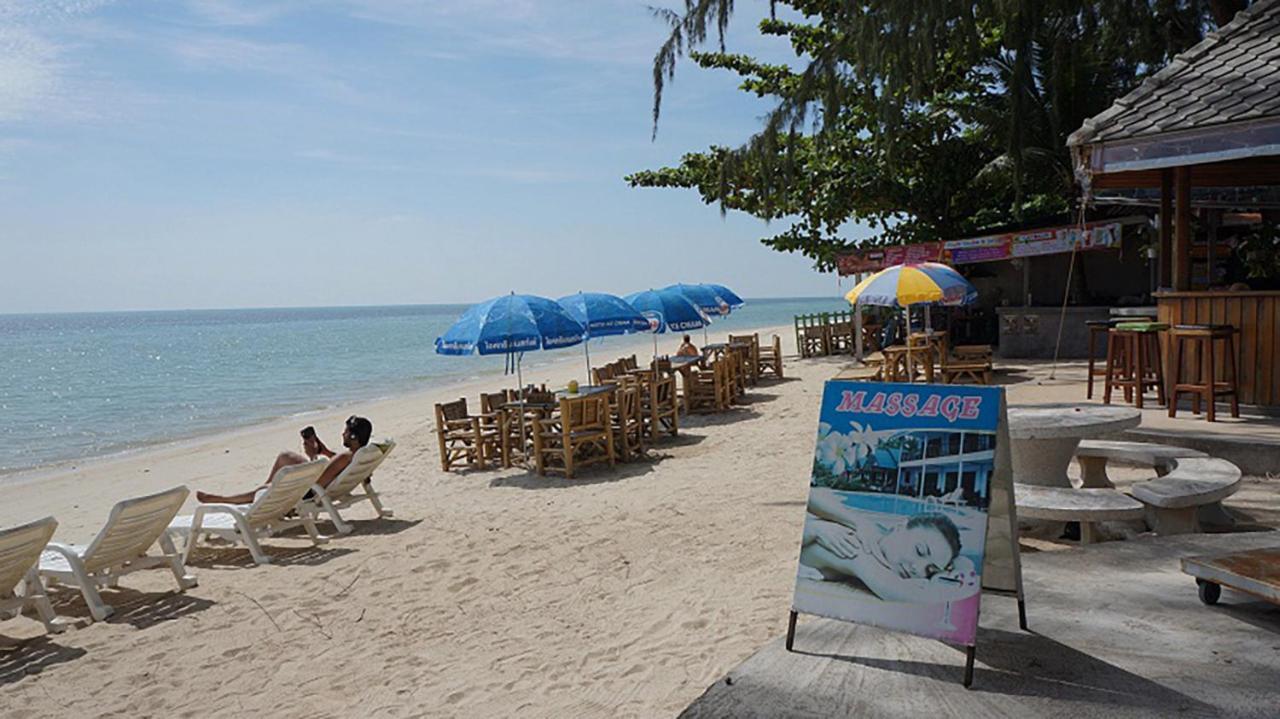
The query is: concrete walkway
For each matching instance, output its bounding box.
[681,531,1280,718]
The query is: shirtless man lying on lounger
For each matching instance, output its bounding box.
[196,415,373,504]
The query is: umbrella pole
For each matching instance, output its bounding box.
[517,353,530,472]
[583,338,592,383]
[855,302,864,363]
[905,305,913,384]
[702,325,709,346]
[653,331,658,361]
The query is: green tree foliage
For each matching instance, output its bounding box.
[629,1,1240,269]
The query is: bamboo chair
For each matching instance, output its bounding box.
[942,345,993,385]
[687,360,730,413]
[610,383,645,461]
[757,335,784,379]
[728,334,761,386]
[480,392,513,467]
[640,368,679,439]
[434,399,501,472]
[592,364,616,385]
[533,393,615,478]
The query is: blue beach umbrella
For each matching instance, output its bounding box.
[435,293,586,467]
[435,293,585,356]
[704,283,745,309]
[664,283,735,344]
[625,288,710,358]
[557,292,650,380]
[664,283,729,317]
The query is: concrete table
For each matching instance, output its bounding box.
[1007,404,1141,487]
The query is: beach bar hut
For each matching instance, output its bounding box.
[1066,0,1280,409]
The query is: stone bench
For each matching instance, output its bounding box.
[1130,456,1242,535]
[1013,484,1145,544]
[1074,440,1207,488]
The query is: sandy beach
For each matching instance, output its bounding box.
[1,323,817,718]
[4,326,1278,718]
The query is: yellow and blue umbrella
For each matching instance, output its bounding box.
[844,262,976,308]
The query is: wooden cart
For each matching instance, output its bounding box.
[1181,547,1280,607]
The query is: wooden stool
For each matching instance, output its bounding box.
[1168,324,1240,422]
[1085,319,1115,399]
[1103,323,1166,408]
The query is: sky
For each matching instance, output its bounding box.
[0,0,853,314]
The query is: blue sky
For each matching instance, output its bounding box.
[0,0,847,313]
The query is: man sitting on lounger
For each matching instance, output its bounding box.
[196,415,374,504]
[676,335,700,357]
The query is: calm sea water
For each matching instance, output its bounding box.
[0,298,845,476]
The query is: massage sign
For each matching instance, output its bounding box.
[786,381,1026,687]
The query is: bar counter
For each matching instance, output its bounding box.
[1156,290,1280,407]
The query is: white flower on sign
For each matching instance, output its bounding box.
[817,429,859,475]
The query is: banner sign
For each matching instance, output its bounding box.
[792,381,1004,646]
[834,220,1126,276]
[943,235,1010,264]
[835,248,887,276]
[884,242,943,267]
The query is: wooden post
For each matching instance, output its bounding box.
[1174,166,1193,291]
[1159,169,1173,288]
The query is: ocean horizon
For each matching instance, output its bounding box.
[0,297,847,477]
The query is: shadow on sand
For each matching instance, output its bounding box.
[0,636,87,687]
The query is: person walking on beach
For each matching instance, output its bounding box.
[676,335,700,357]
[196,415,374,504]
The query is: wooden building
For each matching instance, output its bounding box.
[1067,0,1280,408]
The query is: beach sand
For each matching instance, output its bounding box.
[5,330,1276,718]
[0,324,818,718]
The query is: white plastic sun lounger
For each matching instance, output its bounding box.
[39,487,196,622]
[291,440,395,535]
[0,517,66,634]
[166,458,328,566]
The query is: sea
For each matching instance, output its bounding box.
[0,297,846,477]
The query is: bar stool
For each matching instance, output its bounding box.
[1168,324,1239,422]
[1085,319,1115,399]
[1103,322,1167,408]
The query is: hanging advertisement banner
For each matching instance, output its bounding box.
[833,220,1127,276]
[943,235,1011,264]
[884,242,943,266]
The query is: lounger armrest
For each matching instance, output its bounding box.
[43,542,84,561]
[191,503,249,516]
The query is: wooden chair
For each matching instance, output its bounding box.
[941,346,993,385]
[435,399,501,471]
[641,369,679,439]
[610,383,645,461]
[479,392,514,467]
[622,355,638,371]
[592,364,616,385]
[729,334,761,385]
[757,335,784,379]
[687,360,730,413]
[533,394,615,478]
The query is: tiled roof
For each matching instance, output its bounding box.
[1067,0,1280,147]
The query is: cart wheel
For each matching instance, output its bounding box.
[1196,579,1221,606]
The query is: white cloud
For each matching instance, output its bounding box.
[0,0,117,122]
[183,0,295,26]
[0,27,60,121]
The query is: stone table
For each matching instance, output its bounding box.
[1007,404,1141,487]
